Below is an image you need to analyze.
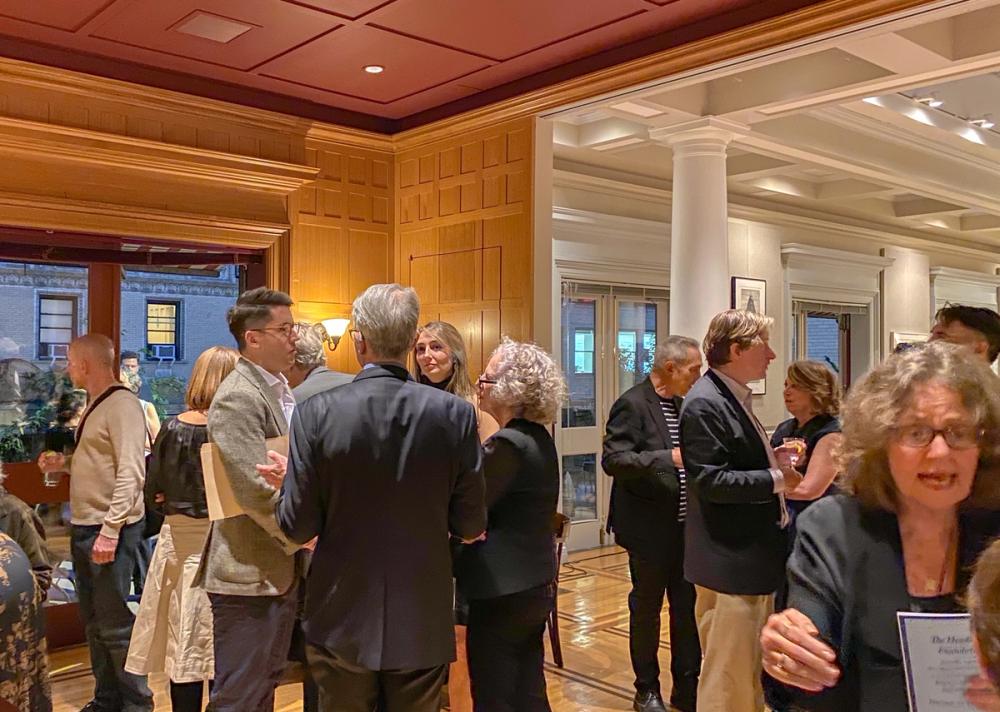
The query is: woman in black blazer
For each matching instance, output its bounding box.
[456,338,567,712]
[761,343,1000,711]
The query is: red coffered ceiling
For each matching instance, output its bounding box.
[0,0,825,132]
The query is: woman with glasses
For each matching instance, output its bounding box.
[760,342,1000,710]
[455,338,566,712]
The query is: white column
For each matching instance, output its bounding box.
[651,119,744,344]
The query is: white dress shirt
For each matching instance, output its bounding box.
[250,361,296,426]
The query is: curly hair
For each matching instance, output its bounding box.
[787,360,841,416]
[969,539,1000,685]
[488,338,567,424]
[838,341,1000,512]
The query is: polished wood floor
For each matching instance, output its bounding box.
[51,546,675,711]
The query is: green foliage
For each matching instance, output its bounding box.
[148,376,187,420]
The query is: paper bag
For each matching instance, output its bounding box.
[201,435,289,521]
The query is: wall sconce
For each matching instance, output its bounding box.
[321,318,350,350]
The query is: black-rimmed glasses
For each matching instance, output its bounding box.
[892,424,984,450]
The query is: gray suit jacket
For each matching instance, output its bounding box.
[197,357,299,596]
[292,365,354,403]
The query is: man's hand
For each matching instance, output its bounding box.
[966,674,1000,711]
[460,531,487,545]
[255,450,288,489]
[37,450,66,473]
[91,534,118,565]
[671,448,683,468]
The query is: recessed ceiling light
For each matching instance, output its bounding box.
[915,95,943,108]
[364,65,384,74]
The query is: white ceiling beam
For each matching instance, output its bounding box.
[744,176,818,199]
[725,153,795,179]
[576,118,648,150]
[893,197,968,217]
[839,31,952,74]
[815,178,893,199]
[961,214,1000,231]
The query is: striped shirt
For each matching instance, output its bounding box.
[659,397,686,523]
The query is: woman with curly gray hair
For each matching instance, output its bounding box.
[455,338,567,712]
[760,341,1000,711]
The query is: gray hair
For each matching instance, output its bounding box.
[352,284,420,359]
[293,322,327,367]
[653,335,700,371]
[489,338,567,424]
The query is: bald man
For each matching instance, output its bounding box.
[39,334,153,712]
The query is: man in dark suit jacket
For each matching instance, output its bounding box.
[602,335,703,712]
[679,310,802,712]
[287,321,354,402]
[276,283,487,712]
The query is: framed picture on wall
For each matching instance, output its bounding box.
[890,331,928,353]
[731,276,767,314]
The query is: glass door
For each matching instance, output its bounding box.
[557,283,668,551]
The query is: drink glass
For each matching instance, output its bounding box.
[41,447,69,487]
[782,437,807,468]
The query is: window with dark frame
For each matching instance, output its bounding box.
[37,294,78,359]
[146,300,181,360]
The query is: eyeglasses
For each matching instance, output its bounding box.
[476,375,497,387]
[250,324,295,338]
[892,423,984,450]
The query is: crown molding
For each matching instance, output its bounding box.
[0,191,288,247]
[555,256,669,288]
[781,243,895,276]
[0,116,318,193]
[552,206,668,246]
[929,266,1000,288]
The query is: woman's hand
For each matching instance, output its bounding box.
[761,608,842,692]
[967,673,1000,711]
[255,450,288,489]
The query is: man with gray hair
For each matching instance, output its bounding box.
[276,283,487,711]
[602,335,704,712]
[285,322,353,401]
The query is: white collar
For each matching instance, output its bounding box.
[248,360,290,390]
[711,367,752,406]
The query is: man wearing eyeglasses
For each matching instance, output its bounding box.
[195,286,308,712]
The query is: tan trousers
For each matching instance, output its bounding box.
[694,585,773,712]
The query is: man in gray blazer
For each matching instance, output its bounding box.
[197,287,305,711]
[287,321,354,402]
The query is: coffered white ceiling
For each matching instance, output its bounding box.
[0,0,824,131]
[548,0,1000,255]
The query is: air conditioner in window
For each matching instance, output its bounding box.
[150,344,176,361]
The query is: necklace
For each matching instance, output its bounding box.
[920,523,958,596]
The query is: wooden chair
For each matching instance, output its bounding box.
[547,512,571,668]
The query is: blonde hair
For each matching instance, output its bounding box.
[787,360,841,416]
[185,346,239,411]
[703,310,774,368]
[969,539,1000,684]
[838,341,1000,512]
[488,338,567,424]
[412,321,474,400]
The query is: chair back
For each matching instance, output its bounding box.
[551,512,571,580]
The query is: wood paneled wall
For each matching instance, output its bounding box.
[290,139,394,373]
[395,118,534,377]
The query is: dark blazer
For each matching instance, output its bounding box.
[601,378,683,555]
[276,363,487,671]
[292,365,354,403]
[456,418,559,600]
[679,370,788,595]
[771,495,1000,711]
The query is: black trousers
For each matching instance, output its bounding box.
[71,521,154,712]
[626,533,700,711]
[306,642,447,712]
[208,584,298,712]
[466,583,555,712]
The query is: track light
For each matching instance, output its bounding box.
[915,95,943,108]
[970,116,995,130]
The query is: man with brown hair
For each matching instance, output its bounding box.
[679,310,803,712]
[929,304,1000,365]
[195,286,306,711]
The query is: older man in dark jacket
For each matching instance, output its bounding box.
[277,283,486,712]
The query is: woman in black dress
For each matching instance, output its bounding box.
[456,338,567,712]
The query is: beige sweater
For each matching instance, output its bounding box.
[69,386,147,539]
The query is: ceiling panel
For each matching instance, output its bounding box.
[0,0,829,130]
[90,0,341,71]
[370,0,650,61]
[0,0,114,31]
[259,24,491,103]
